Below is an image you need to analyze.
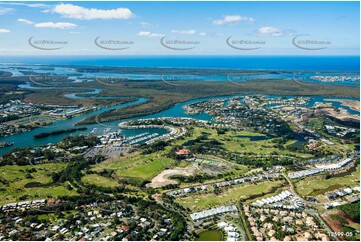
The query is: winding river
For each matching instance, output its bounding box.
[0,74,359,157]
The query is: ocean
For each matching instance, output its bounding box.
[0,56,359,72]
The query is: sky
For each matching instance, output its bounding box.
[0,1,359,55]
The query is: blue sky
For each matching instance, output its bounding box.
[0,1,359,55]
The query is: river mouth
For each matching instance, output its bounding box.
[3,62,360,87]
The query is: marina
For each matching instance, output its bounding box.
[0,93,359,157]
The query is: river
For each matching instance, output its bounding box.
[0,88,359,157]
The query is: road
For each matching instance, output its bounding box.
[305,208,338,240]
[281,171,339,239]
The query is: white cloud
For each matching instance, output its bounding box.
[139,21,152,27]
[0,7,14,15]
[213,15,255,25]
[52,3,134,20]
[171,29,196,35]
[257,27,285,36]
[18,19,78,30]
[34,22,77,29]
[0,28,10,33]
[0,2,49,8]
[138,31,164,37]
[22,3,48,8]
[17,18,34,25]
[199,32,206,36]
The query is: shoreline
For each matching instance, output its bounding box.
[324,99,360,112]
[77,91,360,126]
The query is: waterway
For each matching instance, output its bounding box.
[1,63,359,86]
[0,90,359,157]
[0,98,149,156]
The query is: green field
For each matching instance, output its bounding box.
[0,163,78,205]
[196,230,224,241]
[87,127,299,186]
[294,164,360,197]
[175,180,285,212]
[81,173,120,188]
[90,152,177,181]
[176,127,313,158]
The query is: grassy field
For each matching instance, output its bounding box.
[196,230,224,241]
[245,187,289,204]
[90,152,177,181]
[0,163,78,205]
[175,180,285,212]
[85,126,309,187]
[221,132,311,157]
[81,173,120,188]
[294,164,360,197]
[177,127,313,158]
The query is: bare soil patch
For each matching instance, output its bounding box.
[147,163,199,188]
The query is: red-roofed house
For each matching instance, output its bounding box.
[175,149,190,155]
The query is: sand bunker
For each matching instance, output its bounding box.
[147,163,198,188]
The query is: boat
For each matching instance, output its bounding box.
[90,128,98,134]
[0,142,14,148]
[103,127,111,134]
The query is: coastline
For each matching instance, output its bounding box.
[324,99,360,112]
